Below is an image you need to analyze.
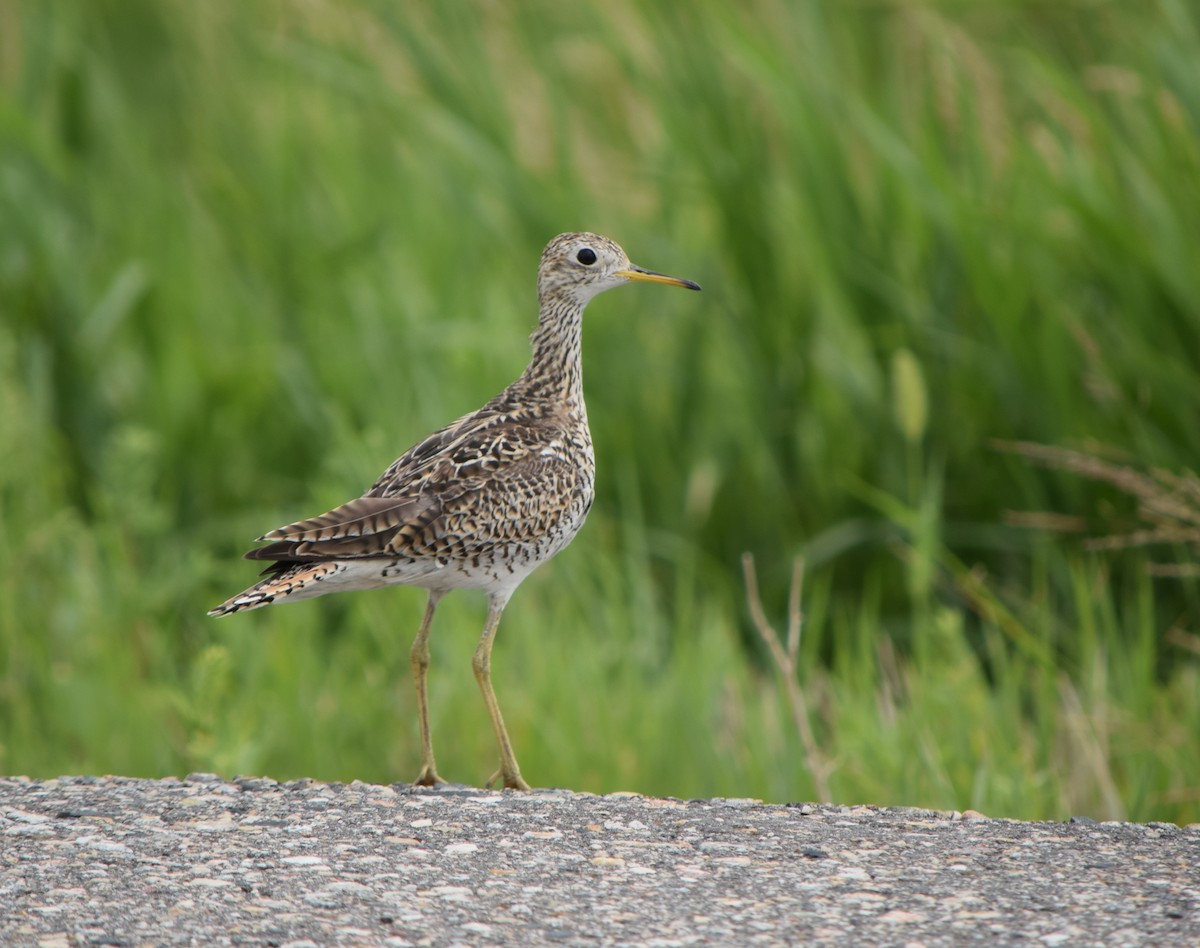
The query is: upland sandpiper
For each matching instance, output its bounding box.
[210,233,700,790]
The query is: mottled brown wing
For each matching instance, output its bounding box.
[366,409,482,497]
[244,494,438,562]
[363,389,565,497]
[416,447,592,549]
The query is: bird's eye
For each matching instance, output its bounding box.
[576,248,597,265]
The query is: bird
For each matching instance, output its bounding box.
[209,232,701,790]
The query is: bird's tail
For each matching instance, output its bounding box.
[208,562,343,617]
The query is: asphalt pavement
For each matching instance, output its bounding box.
[2,775,1197,945]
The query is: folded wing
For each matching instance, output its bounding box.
[245,493,439,563]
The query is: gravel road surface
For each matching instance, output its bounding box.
[2,775,1197,946]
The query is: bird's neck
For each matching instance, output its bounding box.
[520,293,586,408]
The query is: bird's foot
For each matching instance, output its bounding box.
[413,765,448,788]
[486,768,532,792]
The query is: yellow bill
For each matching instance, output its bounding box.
[617,265,702,291]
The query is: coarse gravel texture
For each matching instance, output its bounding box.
[1,774,1198,946]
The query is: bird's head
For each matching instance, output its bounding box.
[537,232,701,306]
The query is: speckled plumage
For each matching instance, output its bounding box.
[210,232,700,790]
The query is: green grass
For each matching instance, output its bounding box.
[2,0,1198,823]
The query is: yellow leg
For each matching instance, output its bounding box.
[411,590,445,787]
[472,591,531,791]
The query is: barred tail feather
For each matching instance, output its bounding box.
[208,562,347,617]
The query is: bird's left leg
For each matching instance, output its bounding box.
[411,590,446,786]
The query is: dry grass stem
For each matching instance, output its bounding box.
[741,552,832,802]
[995,440,1200,573]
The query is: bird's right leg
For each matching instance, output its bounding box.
[473,590,531,791]
[411,590,446,786]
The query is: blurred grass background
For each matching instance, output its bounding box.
[2,0,1199,822]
